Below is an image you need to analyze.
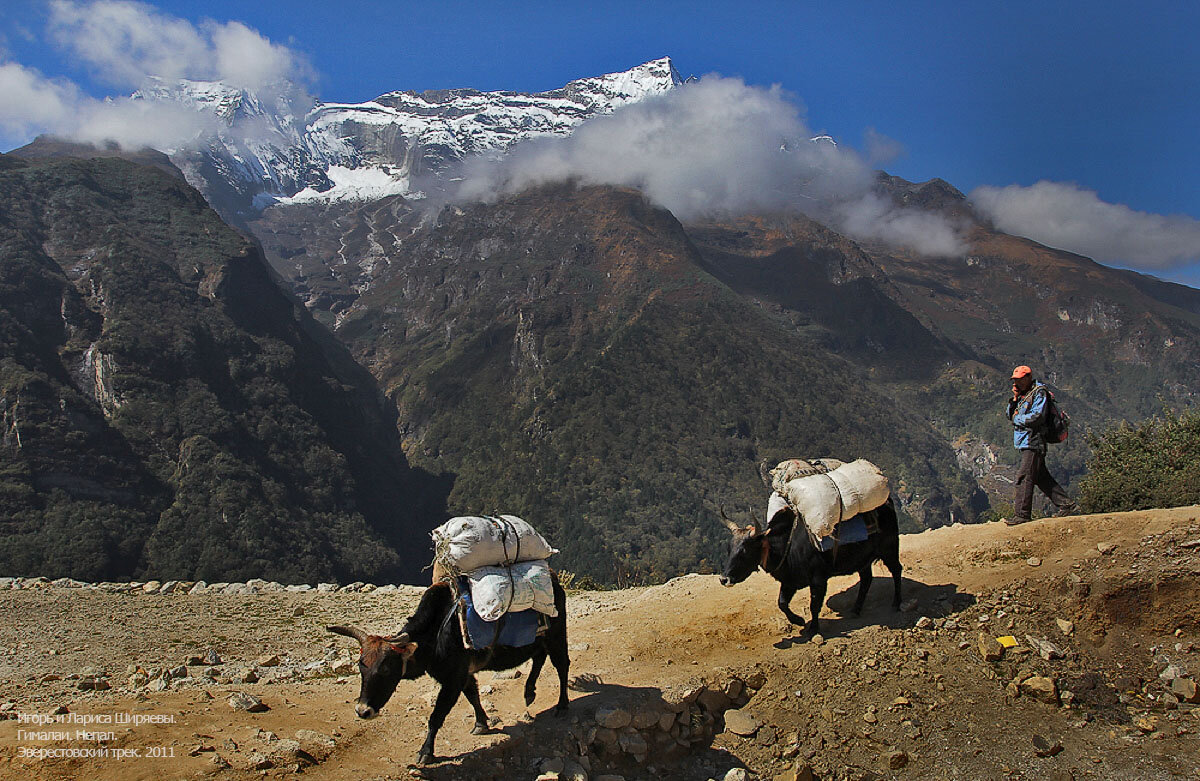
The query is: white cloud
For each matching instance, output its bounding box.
[455,76,966,257]
[208,20,302,90]
[48,0,209,86]
[0,63,81,139]
[47,0,304,90]
[837,192,968,257]
[1,2,310,151]
[0,61,213,150]
[971,181,1200,270]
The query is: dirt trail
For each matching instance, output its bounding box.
[1,506,1198,780]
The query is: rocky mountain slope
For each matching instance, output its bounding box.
[0,151,444,584]
[249,174,1200,582]
[330,183,986,582]
[0,506,1196,780]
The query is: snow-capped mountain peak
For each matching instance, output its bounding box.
[136,58,683,218]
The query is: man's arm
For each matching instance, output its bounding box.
[1012,389,1048,429]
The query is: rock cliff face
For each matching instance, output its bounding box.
[0,152,443,583]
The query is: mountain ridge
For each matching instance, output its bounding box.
[131,58,683,219]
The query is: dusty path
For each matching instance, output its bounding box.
[1,506,1198,780]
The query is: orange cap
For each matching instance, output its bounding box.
[1011,365,1032,379]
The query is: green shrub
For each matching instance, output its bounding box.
[1078,407,1200,513]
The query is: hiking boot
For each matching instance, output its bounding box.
[1055,503,1080,518]
[1004,515,1035,526]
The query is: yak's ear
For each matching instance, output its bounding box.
[743,524,759,535]
[389,641,418,658]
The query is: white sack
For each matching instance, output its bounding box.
[467,559,558,621]
[779,459,889,540]
[766,492,792,528]
[827,459,890,521]
[432,515,557,573]
[779,472,843,540]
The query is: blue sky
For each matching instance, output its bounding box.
[3,0,1199,287]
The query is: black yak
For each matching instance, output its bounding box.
[328,573,569,765]
[719,497,903,638]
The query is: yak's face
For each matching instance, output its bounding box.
[328,626,418,719]
[719,525,762,586]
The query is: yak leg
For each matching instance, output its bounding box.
[802,579,828,638]
[777,583,806,627]
[851,566,874,616]
[461,675,491,734]
[525,648,547,707]
[881,541,903,610]
[546,634,571,713]
[887,556,903,610]
[417,679,464,765]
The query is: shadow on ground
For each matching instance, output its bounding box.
[405,682,745,780]
[773,575,976,648]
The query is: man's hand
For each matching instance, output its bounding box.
[1007,398,1018,420]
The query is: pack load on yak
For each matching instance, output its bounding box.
[430,515,559,649]
[768,458,891,546]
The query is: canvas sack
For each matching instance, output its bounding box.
[466,559,558,621]
[779,458,890,540]
[432,515,557,573]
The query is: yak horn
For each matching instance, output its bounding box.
[327,625,368,644]
[384,632,410,644]
[719,505,741,533]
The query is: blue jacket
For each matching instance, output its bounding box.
[1008,383,1049,451]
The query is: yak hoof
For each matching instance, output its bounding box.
[471,722,491,735]
[416,751,439,766]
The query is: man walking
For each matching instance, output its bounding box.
[1005,365,1077,525]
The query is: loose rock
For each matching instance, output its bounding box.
[1168,677,1199,703]
[723,709,760,736]
[978,633,1004,662]
[1019,676,1059,704]
[1032,734,1063,757]
[595,706,632,730]
[228,692,269,713]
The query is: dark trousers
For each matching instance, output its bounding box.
[1014,449,1072,520]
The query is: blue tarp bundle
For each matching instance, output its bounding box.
[460,584,540,649]
[815,516,870,552]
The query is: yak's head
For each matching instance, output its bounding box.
[718,507,765,587]
[327,625,419,719]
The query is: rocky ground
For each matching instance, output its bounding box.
[0,506,1198,781]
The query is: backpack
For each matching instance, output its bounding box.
[1043,389,1070,444]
